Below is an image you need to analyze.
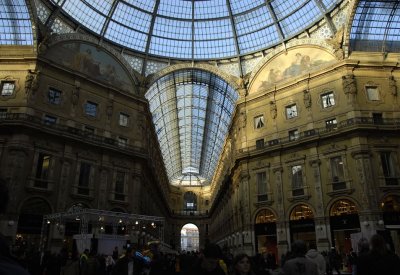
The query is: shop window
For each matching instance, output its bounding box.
[255,209,276,224]
[1,81,15,96]
[256,172,268,202]
[254,115,264,129]
[330,199,358,216]
[286,104,298,119]
[321,91,335,108]
[48,88,62,104]
[290,204,314,220]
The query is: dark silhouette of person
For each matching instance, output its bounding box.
[357,234,400,275]
[0,177,31,274]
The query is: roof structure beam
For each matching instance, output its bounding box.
[313,0,337,34]
[225,0,244,77]
[265,0,285,40]
[99,0,119,38]
[142,0,161,76]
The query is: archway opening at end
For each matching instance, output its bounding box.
[181,223,199,252]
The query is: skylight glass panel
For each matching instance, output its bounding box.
[153,17,192,40]
[194,0,229,19]
[63,0,105,34]
[150,36,192,59]
[0,0,33,45]
[270,0,307,20]
[230,0,264,15]
[194,19,233,40]
[279,0,320,37]
[105,21,147,51]
[158,0,192,19]
[113,3,151,33]
[322,0,337,9]
[234,6,273,36]
[124,0,156,12]
[88,0,113,15]
[145,70,237,186]
[194,39,237,59]
[238,25,280,54]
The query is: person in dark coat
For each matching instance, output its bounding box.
[357,234,400,275]
[282,240,318,275]
[0,177,31,275]
[111,245,144,275]
[187,243,225,275]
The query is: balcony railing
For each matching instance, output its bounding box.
[0,113,147,156]
[240,117,400,154]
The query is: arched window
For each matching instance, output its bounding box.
[255,209,277,224]
[381,195,400,212]
[330,199,358,216]
[18,197,52,234]
[183,191,197,211]
[290,204,314,220]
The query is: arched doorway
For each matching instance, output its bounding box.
[254,209,277,260]
[17,197,52,253]
[329,199,360,254]
[289,203,316,248]
[181,223,199,252]
[381,195,400,254]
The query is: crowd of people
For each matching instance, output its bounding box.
[1,177,400,275]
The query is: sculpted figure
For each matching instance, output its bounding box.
[303,89,311,108]
[270,101,277,119]
[389,76,397,96]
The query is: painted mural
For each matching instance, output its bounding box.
[252,47,336,93]
[45,41,134,93]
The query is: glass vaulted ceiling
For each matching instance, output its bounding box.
[145,70,238,186]
[49,0,341,60]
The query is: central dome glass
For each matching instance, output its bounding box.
[51,0,341,60]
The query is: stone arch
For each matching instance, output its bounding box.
[326,196,362,216]
[329,198,359,216]
[147,63,241,92]
[180,223,200,252]
[288,203,315,220]
[248,41,338,94]
[254,208,278,224]
[17,196,52,235]
[43,33,141,91]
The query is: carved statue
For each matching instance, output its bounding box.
[389,76,397,96]
[303,89,311,108]
[72,80,80,105]
[239,111,247,129]
[270,101,277,119]
[25,70,40,95]
[326,27,344,59]
[342,74,357,94]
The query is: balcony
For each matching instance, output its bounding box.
[327,180,354,196]
[0,113,146,157]
[172,210,209,217]
[288,186,310,201]
[238,117,400,155]
[26,177,54,193]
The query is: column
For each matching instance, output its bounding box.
[309,160,330,251]
[273,166,289,256]
[240,170,253,255]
